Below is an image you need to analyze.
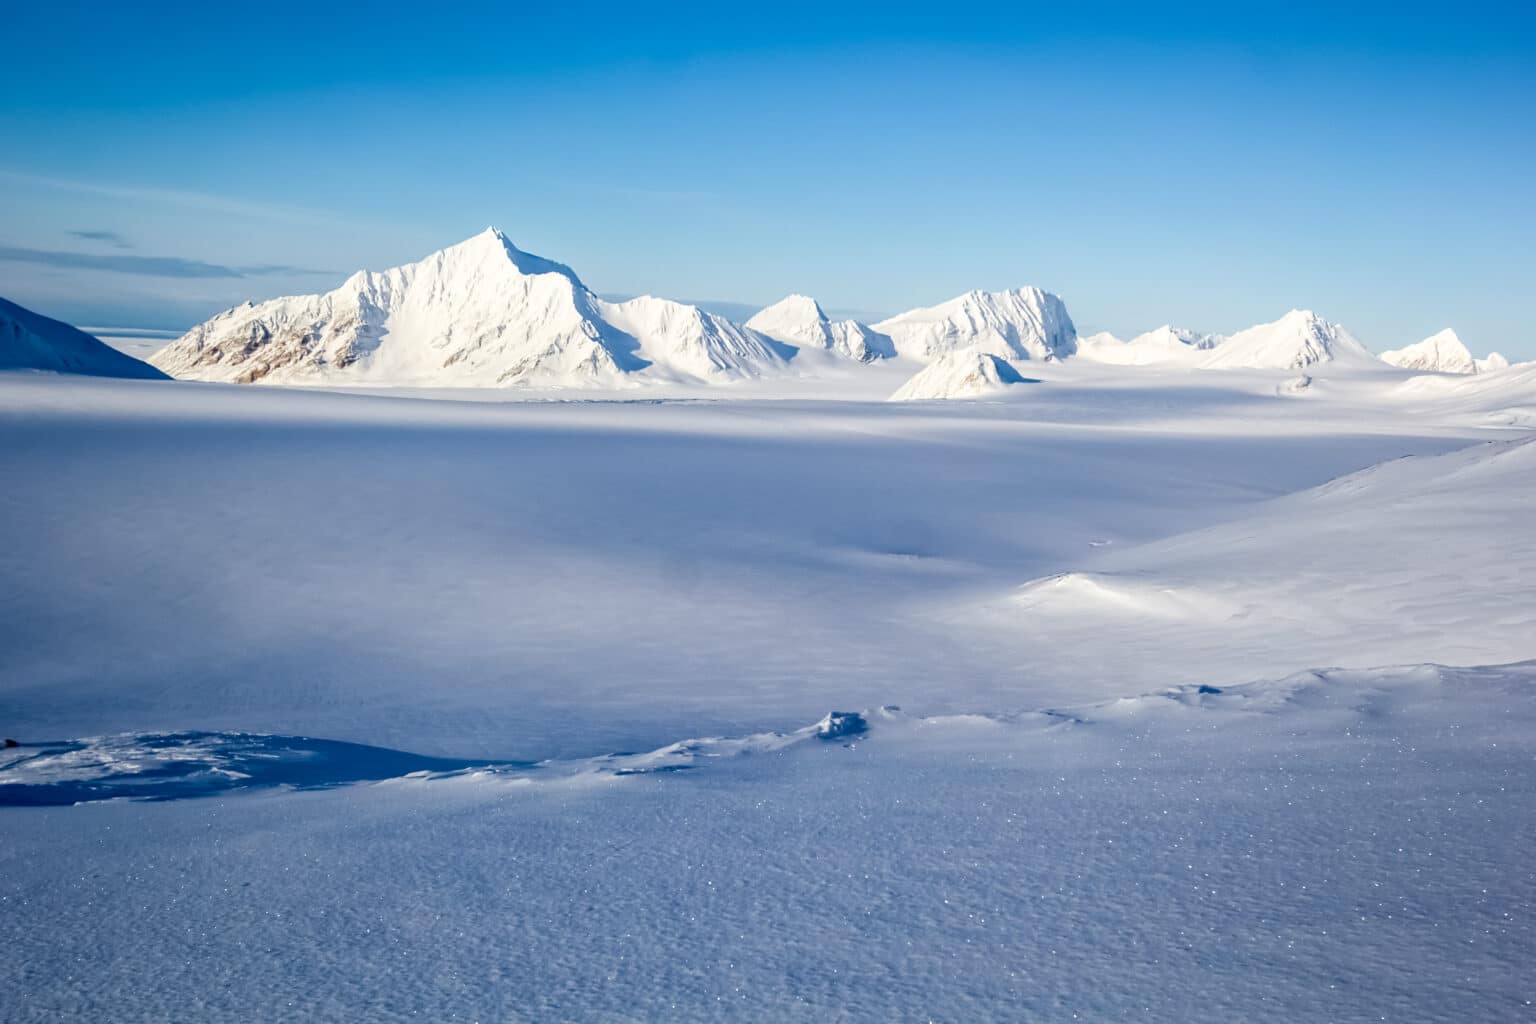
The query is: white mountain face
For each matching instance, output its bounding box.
[745,295,894,362]
[874,288,1077,362]
[151,229,785,387]
[889,348,1034,401]
[1,296,168,379]
[1076,324,1221,365]
[593,293,785,382]
[1198,310,1376,370]
[1379,329,1501,375]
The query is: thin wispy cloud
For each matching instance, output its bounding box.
[234,263,337,277]
[0,169,345,226]
[68,229,134,249]
[0,245,331,279]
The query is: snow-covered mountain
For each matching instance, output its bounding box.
[1076,325,1221,366]
[151,229,786,387]
[1,296,168,379]
[1199,310,1376,370]
[745,295,894,362]
[889,349,1034,401]
[874,288,1076,362]
[1379,329,1506,375]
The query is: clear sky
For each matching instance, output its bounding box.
[2,1,1533,355]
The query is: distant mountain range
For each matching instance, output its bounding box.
[2,227,1516,390]
[146,229,1093,388]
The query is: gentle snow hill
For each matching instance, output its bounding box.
[977,435,1536,692]
[1075,324,1221,366]
[889,349,1034,400]
[745,295,894,363]
[874,287,1076,362]
[1198,309,1376,370]
[150,228,786,388]
[0,297,168,379]
[1392,360,1536,428]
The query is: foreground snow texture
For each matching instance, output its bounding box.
[1,369,1534,1020]
[3,664,1532,1021]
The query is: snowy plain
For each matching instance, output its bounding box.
[1,361,1533,1021]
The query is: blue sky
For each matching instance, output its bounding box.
[2,1,1533,355]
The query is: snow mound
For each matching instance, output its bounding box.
[1076,325,1221,365]
[1199,310,1376,370]
[888,349,1035,401]
[815,711,869,740]
[874,287,1076,362]
[987,436,1536,691]
[1277,373,1314,396]
[746,295,894,362]
[1379,328,1482,374]
[150,228,786,388]
[0,296,168,379]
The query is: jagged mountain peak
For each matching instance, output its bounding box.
[875,286,1077,362]
[760,294,828,321]
[1200,309,1375,370]
[746,294,892,363]
[430,227,586,284]
[150,233,785,388]
[1380,328,1483,374]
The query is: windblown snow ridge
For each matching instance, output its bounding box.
[0,712,875,806]
[8,660,1529,806]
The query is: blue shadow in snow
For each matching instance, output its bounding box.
[0,732,532,807]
